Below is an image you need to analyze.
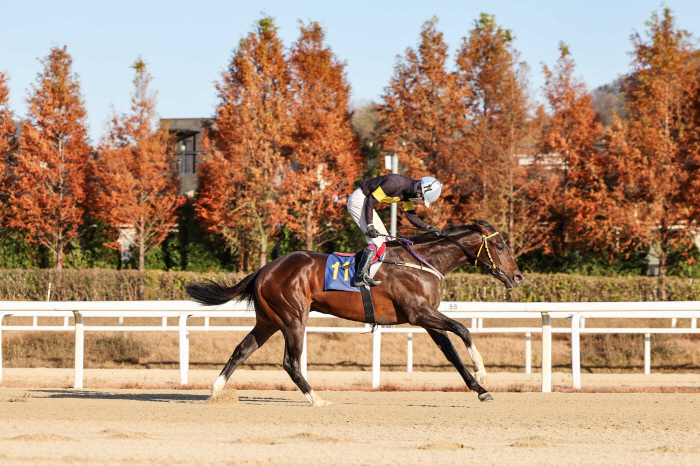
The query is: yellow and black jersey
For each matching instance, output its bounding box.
[358,174,430,230]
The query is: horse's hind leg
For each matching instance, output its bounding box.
[425,328,494,402]
[282,326,331,407]
[211,321,278,397]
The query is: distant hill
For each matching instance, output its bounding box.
[591,78,627,129]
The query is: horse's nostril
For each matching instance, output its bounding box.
[514,274,524,282]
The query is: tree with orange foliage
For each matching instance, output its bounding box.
[539,43,604,257]
[92,58,179,272]
[285,21,361,250]
[0,72,17,241]
[9,46,90,269]
[604,9,700,279]
[380,18,468,228]
[197,17,291,269]
[456,14,538,257]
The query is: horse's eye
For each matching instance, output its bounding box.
[497,245,504,251]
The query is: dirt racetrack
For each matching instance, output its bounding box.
[2,386,700,465]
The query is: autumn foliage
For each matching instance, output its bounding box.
[380,18,466,229]
[92,58,179,272]
[286,21,361,250]
[0,71,17,238]
[539,43,603,257]
[600,10,700,278]
[9,46,91,270]
[197,18,292,269]
[197,18,361,269]
[3,9,700,278]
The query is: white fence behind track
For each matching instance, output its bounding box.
[1,301,699,391]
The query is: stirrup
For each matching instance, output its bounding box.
[353,274,381,287]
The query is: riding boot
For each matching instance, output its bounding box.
[353,249,381,287]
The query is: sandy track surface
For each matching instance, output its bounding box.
[3,367,700,390]
[1,387,700,465]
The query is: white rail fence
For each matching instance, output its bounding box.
[1,301,699,392]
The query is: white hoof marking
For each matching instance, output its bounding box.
[211,375,226,396]
[304,390,332,407]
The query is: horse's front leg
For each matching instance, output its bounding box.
[404,304,492,401]
[467,341,488,384]
[425,328,493,402]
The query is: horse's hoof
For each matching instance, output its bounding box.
[478,393,494,402]
[313,400,333,407]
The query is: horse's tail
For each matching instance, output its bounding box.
[185,271,260,307]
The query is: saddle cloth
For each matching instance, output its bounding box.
[323,244,386,292]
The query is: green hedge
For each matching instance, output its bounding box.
[439,273,700,302]
[1,270,699,302]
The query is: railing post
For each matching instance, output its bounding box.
[179,313,191,385]
[372,326,382,388]
[407,332,413,373]
[0,312,12,383]
[541,312,552,393]
[73,311,84,389]
[571,313,582,389]
[525,332,531,374]
[692,318,697,329]
[671,318,677,328]
[644,333,651,375]
[301,330,308,379]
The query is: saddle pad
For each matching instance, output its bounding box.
[324,246,386,293]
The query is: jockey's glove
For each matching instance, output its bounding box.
[366,224,381,239]
[427,226,442,236]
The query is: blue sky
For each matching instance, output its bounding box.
[2,0,699,143]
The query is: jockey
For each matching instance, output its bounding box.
[347,174,442,287]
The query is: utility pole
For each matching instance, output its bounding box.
[384,153,398,236]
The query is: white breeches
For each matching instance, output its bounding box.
[347,188,389,247]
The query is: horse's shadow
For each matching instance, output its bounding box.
[29,390,300,405]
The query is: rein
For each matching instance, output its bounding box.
[379,234,445,280]
[397,228,509,283]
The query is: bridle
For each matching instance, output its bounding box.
[435,230,512,286]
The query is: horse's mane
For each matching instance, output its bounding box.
[389,219,496,245]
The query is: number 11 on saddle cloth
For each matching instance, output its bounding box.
[323,244,386,292]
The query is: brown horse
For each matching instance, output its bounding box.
[186,220,523,405]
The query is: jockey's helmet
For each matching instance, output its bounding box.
[420,177,442,208]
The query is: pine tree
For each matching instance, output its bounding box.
[286,21,362,250]
[380,18,468,228]
[540,43,604,257]
[0,72,17,241]
[604,9,700,280]
[456,14,536,257]
[92,57,179,272]
[197,17,292,269]
[9,46,90,269]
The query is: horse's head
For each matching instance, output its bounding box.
[448,220,524,289]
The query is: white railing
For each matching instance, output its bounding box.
[1,301,698,392]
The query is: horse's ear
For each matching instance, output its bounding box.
[468,219,488,235]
